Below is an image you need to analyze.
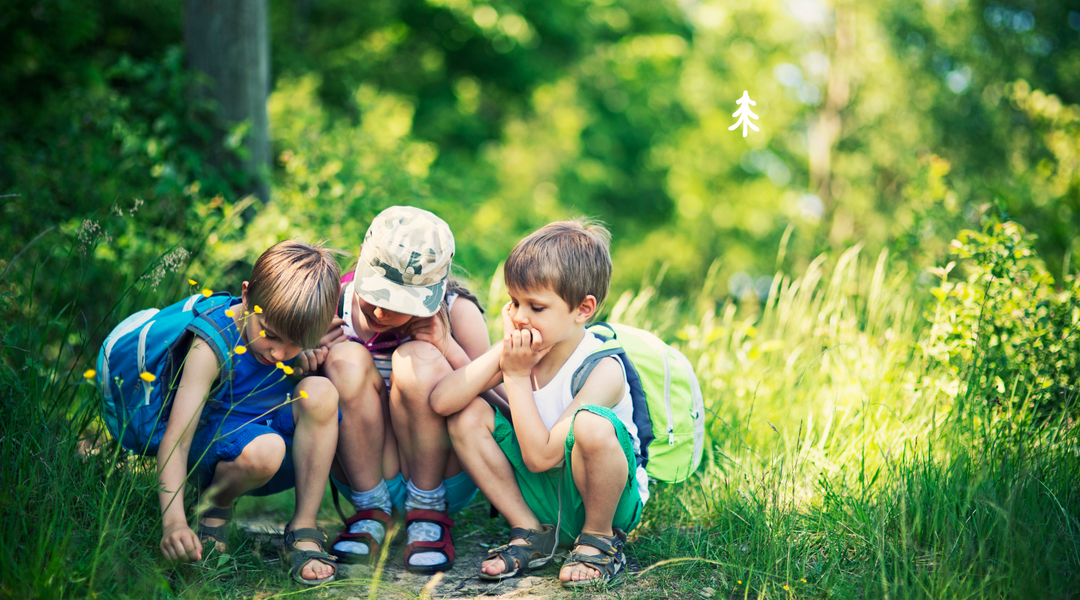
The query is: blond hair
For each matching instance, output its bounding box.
[504,218,612,311]
[247,240,342,348]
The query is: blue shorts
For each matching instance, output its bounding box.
[187,407,302,497]
[330,471,478,515]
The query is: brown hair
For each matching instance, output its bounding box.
[504,218,612,311]
[247,240,342,348]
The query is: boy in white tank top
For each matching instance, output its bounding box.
[433,219,645,587]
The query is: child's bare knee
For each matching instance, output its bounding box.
[233,434,286,479]
[294,376,339,421]
[448,398,493,442]
[325,343,379,388]
[572,411,620,454]
[391,341,450,402]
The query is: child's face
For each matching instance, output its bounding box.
[506,286,591,349]
[355,294,414,333]
[242,314,303,366]
[239,283,303,365]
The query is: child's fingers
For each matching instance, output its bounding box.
[501,302,514,336]
[529,328,543,350]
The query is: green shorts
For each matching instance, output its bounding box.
[494,404,644,547]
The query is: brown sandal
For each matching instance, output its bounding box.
[196,506,232,552]
[479,523,558,581]
[560,529,627,588]
[284,526,337,586]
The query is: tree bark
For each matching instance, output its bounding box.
[183,0,271,204]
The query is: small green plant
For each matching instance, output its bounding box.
[923,218,1080,417]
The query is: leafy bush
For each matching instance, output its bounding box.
[923,219,1080,414]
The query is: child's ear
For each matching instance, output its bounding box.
[575,295,597,324]
[240,281,250,310]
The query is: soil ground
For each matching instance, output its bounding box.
[236,498,654,600]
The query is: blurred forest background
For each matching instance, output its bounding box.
[2,0,1078,326]
[2,2,1080,598]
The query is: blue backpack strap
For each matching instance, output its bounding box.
[570,323,653,468]
[185,298,238,404]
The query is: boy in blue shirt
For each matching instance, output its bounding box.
[156,240,342,585]
[432,219,648,586]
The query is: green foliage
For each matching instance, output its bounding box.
[923,219,1080,412]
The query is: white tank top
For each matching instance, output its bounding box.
[532,332,650,504]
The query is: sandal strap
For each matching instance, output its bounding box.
[404,509,454,560]
[404,508,455,528]
[343,508,391,527]
[287,548,338,583]
[285,527,329,548]
[408,538,456,562]
[484,543,532,573]
[573,530,626,557]
[563,549,623,576]
[196,523,228,545]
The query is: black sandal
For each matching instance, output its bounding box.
[479,524,558,581]
[196,506,232,552]
[560,529,627,588]
[284,526,337,586]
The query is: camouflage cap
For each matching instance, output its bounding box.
[353,206,454,318]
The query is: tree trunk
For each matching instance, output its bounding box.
[183,0,271,204]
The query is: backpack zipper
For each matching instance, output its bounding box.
[138,319,155,405]
[661,344,674,446]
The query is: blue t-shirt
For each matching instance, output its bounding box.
[198,298,296,429]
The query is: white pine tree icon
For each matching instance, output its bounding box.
[728,90,760,137]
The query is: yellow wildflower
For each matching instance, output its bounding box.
[234,346,247,355]
[254,305,263,314]
[201,288,213,297]
[140,372,156,382]
[188,279,198,286]
[259,330,266,337]
[282,366,295,375]
[276,361,285,369]
[225,309,234,317]
[299,390,309,399]
[84,369,96,379]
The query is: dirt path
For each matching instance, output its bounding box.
[239,515,643,599]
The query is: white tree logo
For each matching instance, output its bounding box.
[728,90,760,137]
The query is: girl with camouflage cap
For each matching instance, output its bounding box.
[303,206,499,573]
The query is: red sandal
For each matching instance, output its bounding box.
[330,509,391,565]
[403,508,456,574]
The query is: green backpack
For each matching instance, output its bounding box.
[570,322,706,483]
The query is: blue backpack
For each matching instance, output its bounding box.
[571,322,707,483]
[96,292,238,455]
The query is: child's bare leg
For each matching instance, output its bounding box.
[392,340,468,568]
[448,397,543,577]
[325,343,394,491]
[203,433,286,550]
[390,341,455,488]
[288,376,339,582]
[559,411,628,584]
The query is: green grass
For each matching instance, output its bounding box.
[2,239,1078,599]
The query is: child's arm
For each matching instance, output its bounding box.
[156,339,221,562]
[430,343,504,416]
[500,304,625,473]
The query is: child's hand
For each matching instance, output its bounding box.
[500,302,550,378]
[294,347,328,376]
[406,314,452,356]
[161,522,203,562]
